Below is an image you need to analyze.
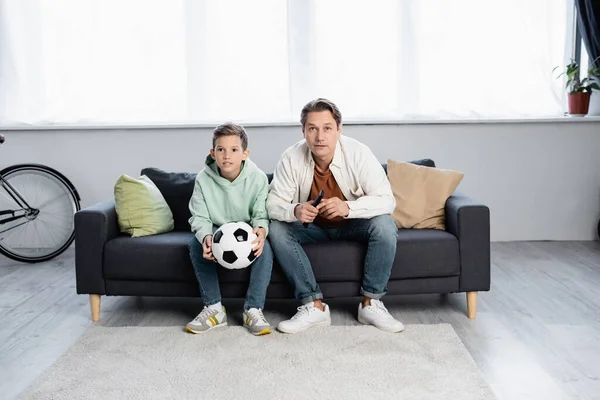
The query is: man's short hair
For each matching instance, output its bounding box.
[212,122,248,150]
[300,98,342,129]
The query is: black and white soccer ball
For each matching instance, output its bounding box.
[212,222,258,270]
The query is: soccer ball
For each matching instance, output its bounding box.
[212,222,258,270]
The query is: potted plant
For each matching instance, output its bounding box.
[554,57,600,116]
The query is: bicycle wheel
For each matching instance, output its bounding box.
[0,164,80,263]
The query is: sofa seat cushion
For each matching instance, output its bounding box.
[104,232,196,282]
[306,229,459,282]
[104,232,289,284]
[104,229,459,284]
[391,229,460,279]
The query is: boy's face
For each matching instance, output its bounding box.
[302,111,341,163]
[210,135,250,178]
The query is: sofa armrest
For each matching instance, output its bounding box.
[445,193,490,292]
[75,200,119,295]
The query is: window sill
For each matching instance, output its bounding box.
[2,115,600,131]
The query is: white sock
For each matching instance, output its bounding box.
[207,302,223,312]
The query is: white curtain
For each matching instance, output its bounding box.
[0,0,570,126]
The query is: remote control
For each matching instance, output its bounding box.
[303,190,324,228]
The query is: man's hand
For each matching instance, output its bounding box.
[202,235,216,262]
[251,227,267,257]
[317,197,350,219]
[294,202,319,224]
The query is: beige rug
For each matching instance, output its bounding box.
[21,324,495,399]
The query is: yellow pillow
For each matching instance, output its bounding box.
[387,159,464,230]
[114,174,174,237]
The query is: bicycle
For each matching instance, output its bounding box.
[0,134,81,263]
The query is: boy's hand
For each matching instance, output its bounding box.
[294,202,319,224]
[317,198,349,219]
[202,235,216,262]
[251,227,267,258]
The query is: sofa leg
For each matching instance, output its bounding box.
[90,294,101,322]
[466,292,477,319]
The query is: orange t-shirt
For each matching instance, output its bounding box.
[309,166,347,228]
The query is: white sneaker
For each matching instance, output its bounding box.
[243,308,272,336]
[277,302,331,334]
[358,299,405,333]
[186,306,227,334]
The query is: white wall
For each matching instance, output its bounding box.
[2,121,600,242]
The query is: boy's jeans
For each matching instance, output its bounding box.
[268,215,397,304]
[189,231,273,310]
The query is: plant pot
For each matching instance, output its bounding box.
[568,92,591,116]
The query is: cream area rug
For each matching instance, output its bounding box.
[21,324,495,399]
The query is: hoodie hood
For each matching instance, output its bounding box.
[203,154,260,187]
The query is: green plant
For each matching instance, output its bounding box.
[553,56,600,94]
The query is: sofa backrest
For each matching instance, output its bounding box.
[141,158,435,231]
[141,167,196,231]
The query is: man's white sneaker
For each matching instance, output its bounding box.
[277,302,331,334]
[358,299,405,333]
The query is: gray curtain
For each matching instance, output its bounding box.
[575,0,600,67]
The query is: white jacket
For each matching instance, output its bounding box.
[267,136,395,222]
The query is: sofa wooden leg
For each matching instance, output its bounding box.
[90,294,101,322]
[466,291,477,319]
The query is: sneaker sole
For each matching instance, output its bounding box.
[357,316,405,333]
[246,326,272,336]
[185,322,228,334]
[277,319,331,334]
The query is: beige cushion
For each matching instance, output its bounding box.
[114,174,174,237]
[387,159,464,230]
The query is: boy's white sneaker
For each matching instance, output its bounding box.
[277,302,331,334]
[358,299,405,333]
[243,308,272,336]
[186,306,227,334]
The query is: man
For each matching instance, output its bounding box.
[267,98,404,334]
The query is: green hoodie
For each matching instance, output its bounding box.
[188,155,270,242]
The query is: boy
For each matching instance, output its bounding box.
[187,122,273,336]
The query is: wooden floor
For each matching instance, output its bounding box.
[1,241,600,400]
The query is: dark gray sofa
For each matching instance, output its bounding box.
[75,160,490,322]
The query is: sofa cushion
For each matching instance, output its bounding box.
[103,231,289,284]
[103,229,459,284]
[104,232,196,282]
[387,159,463,230]
[304,228,459,282]
[382,158,435,175]
[113,174,174,237]
[140,168,196,231]
[391,229,460,278]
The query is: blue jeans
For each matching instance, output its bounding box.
[188,231,273,310]
[268,214,397,304]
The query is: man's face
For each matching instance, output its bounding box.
[302,111,341,162]
[210,135,249,177]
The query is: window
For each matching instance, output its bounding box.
[0,0,573,126]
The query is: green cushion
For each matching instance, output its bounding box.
[114,174,174,237]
